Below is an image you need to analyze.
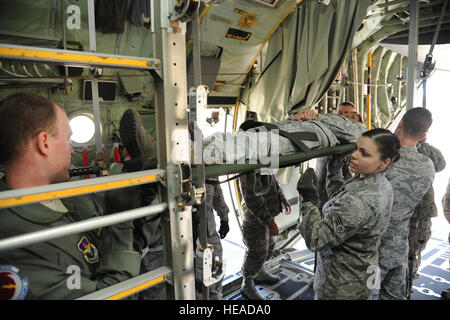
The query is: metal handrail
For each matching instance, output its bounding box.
[77,266,171,300]
[0,169,164,209]
[0,203,167,252]
[0,43,161,71]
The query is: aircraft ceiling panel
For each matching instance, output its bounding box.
[201,0,302,97]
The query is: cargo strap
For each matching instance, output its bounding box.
[256,122,318,157]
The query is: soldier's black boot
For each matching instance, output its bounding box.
[120,108,156,162]
[254,269,280,285]
[240,277,264,300]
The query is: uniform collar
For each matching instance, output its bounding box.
[401,145,418,152]
[0,180,65,224]
[344,172,385,191]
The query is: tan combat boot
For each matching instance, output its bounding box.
[254,269,280,285]
[240,276,264,300]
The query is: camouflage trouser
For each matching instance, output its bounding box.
[137,226,167,300]
[206,218,224,300]
[138,247,166,300]
[241,213,275,278]
[408,215,432,278]
[378,264,407,300]
[139,248,166,299]
[192,209,224,300]
[406,189,436,297]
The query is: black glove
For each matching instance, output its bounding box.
[297,168,319,206]
[218,220,230,239]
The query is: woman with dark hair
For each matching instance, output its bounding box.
[297,128,401,300]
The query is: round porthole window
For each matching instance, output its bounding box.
[69,115,96,144]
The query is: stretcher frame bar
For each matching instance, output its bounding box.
[0,203,167,253]
[196,143,356,179]
[0,169,164,209]
[77,266,171,300]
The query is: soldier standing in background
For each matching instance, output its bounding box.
[406,141,446,299]
[238,120,291,300]
[238,172,290,300]
[440,178,450,299]
[377,107,435,300]
[202,181,230,300]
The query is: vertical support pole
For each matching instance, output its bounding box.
[398,56,403,105]
[87,0,96,53]
[49,0,58,37]
[352,48,359,114]
[191,9,210,300]
[421,0,448,108]
[60,0,69,78]
[153,0,196,300]
[406,0,418,110]
[422,79,427,107]
[192,13,202,88]
[366,49,372,130]
[87,0,104,168]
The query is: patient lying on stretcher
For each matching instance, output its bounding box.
[200,108,367,165]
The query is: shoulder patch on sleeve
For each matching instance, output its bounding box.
[0,264,29,300]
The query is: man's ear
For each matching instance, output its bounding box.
[394,120,403,135]
[35,131,51,156]
[418,132,427,142]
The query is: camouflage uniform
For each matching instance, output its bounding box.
[316,154,353,210]
[408,142,445,284]
[0,173,141,299]
[443,178,450,246]
[444,178,450,223]
[442,179,450,298]
[298,170,393,300]
[378,146,435,300]
[444,179,450,218]
[239,173,287,278]
[203,114,366,164]
[138,224,166,300]
[204,182,229,300]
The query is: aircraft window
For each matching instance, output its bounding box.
[69,115,96,144]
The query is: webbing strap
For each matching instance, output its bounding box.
[257,123,318,156]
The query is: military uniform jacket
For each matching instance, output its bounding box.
[205,183,229,222]
[0,181,141,299]
[411,142,446,219]
[443,178,450,217]
[239,173,287,225]
[299,172,393,299]
[378,145,435,269]
[417,141,446,173]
